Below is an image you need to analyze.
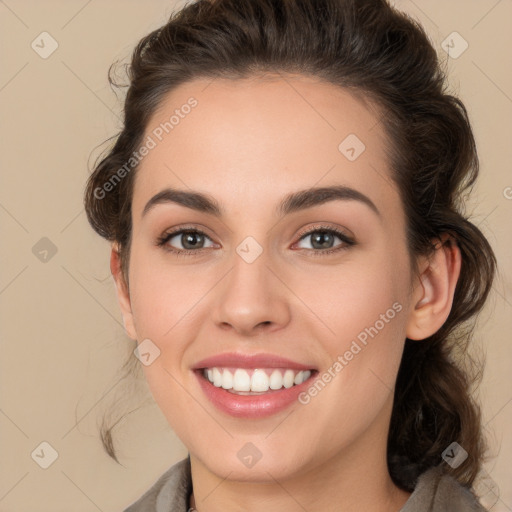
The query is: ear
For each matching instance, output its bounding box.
[406,234,461,340]
[110,244,137,340]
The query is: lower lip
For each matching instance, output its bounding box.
[194,370,316,418]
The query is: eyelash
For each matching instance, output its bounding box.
[155,224,356,258]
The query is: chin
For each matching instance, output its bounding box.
[196,448,310,483]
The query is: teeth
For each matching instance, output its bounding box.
[251,369,269,392]
[283,369,295,388]
[269,369,283,390]
[233,369,251,391]
[212,368,223,387]
[221,369,233,390]
[294,371,302,385]
[202,367,312,393]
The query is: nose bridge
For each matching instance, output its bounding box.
[212,242,291,334]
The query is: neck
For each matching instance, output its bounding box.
[188,399,411,512]
[189,454,410,512]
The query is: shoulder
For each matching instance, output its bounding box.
[123,456,192,512]
[401,465,486,512]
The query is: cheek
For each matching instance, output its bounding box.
[297,250,408,339]
[128,248,212,339]
[296,274,407,445]
[297,249,409,395]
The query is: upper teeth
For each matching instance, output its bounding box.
[203,368,312,393]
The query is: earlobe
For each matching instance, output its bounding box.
[110,244,138,340]
[406,235,461,340]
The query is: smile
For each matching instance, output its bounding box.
[194,367,318,418]
[202,367,312,394]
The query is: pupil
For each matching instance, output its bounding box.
[312,232,333,249]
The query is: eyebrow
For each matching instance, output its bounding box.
[141,185,381,219]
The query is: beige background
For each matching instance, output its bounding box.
[0,1,510,510]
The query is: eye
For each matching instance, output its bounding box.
[157,228,216,254]
[156,224,355,257]
[294,226,355,255]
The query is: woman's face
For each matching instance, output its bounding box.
[119,75,419,480]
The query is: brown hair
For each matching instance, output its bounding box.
[84,0,496,492]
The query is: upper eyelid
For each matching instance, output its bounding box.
[295,224,353,239]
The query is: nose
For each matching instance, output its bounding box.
[212,250,292,337]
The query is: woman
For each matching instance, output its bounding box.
[84,0,496,510]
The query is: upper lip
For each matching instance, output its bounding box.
[192,352,316,371]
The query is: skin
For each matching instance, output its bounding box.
[111,74,461,512]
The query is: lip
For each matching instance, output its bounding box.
[194,368,317,418]
[192,352,316,371]
[191,352,318,419]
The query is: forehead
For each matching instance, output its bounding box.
[132,75,397,219]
